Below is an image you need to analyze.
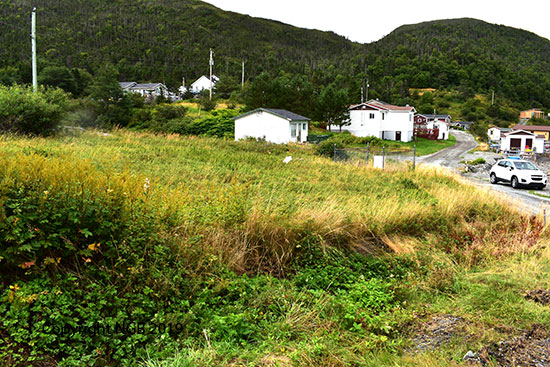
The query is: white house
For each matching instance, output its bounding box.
[189,75,219,94]
[119,82,168,98]
[487,127,512,142]
[422,114,451,140]
[334,99,415,142]
[120,82,137,91]
[500,130,545,153]
[233,108,310,144]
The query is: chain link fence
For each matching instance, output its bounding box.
[333,143,417,170]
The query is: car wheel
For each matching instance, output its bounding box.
[511,176,520,189]
[490,173,498,184]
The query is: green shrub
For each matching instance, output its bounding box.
[465,158,486,165]
[315,140,340,157]
[0,85,67,135]
[198,94,216,112]
[152,104,187,121]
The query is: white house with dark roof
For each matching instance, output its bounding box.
[120,82,137,91]
[334,99,416,142]
[119,82,168,98]
[233,108,310,144]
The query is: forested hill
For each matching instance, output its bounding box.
[369,18,550,105]
[2,2,550,108]
[0,0,362,86]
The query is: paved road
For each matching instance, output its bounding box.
[418,131,550,216]
[417,130,478,167]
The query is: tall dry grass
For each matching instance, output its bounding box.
[0,131,545,275]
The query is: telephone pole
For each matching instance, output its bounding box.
[209,48,213,100]
[241,60,245,89]
[31,7,37,92]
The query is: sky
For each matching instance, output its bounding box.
[202,0,550,43]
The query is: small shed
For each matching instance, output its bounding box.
[500,130,544,153]
[233,108,310,144]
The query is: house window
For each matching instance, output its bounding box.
[382,113,385,120]
[409,114,412,121]
[302,123,307,130]
[291,124,297,137]
[369,113,375,119]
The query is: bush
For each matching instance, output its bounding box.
[465,158,486,165]
[198,93,216,112]
[0,85,67,135]
[152,104,187,121]
[315,140,341,157]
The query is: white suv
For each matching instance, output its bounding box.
[490,159,547,189]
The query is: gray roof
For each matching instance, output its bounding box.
[120,82,137,89]
[233,108,310,122]
[131,83,166,90]
[423,114,452,119]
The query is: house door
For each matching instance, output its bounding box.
[395,131,401,141]
[510,138,521,150]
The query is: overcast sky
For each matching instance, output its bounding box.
[202,0,550,43]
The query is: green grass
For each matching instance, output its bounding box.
[0,130,548,367]
[403,134,457,156]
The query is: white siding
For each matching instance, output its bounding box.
[501,133,544,153]
[190,76,218,94]
[234,111,308,144]
[337,109,414,142]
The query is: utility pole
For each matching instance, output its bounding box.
[31,7,37,92]
[361,87,364,103]
[366,79,370,101]
[491,90,495,105]
[241,60,245,89]
[209,48,213,100]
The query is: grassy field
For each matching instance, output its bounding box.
[0,130,548,366]
[309,127,458,156]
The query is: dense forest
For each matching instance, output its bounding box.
[0,0,359,87]
[1,1,550,129]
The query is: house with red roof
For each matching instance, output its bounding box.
[333,99,416,142]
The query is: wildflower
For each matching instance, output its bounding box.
[19,261,35,269]
[88,243,100,251]
[144,177,151,192]
[9,283,20,292]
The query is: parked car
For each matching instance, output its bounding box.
[490,158,547,189]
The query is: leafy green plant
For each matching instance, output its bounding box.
[0,85,67,135]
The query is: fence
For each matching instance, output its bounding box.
[333,143,417,170]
